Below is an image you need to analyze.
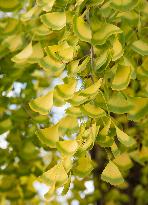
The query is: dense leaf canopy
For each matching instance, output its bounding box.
[0,0,148,204]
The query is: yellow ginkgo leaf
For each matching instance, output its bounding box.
[29,91,53,115]
[57,140,78,155]
[113,153,133,170]
[32,24,52,36]
[44,183,55,200]
[111,0,139,12]
[0,0,21,11]
[73,15,92,42]
[40,12,66,30]
[41,163,68,187]
[28,43,44,64]
[111,65,131,90]
[56,78,77,99]
[37,0,55,12]
[101,161,124,185]
[58,116,79,135]
[68,92,88,106]
[115,126,136,147]
[131,40,148,56]
[39,55,65,72]
[81,103,106,118]
[21,6,40,22]
[11,42,33,64]
[53,89,65,107]
[73,155,93,177]
[2,34,24,52]
[80,78,103,96]
[112,38,123,61]
[66,106,83,117]
[36,124,59,148]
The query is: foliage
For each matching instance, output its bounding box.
[0,0,148,204]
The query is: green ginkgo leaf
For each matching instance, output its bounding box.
[111,142,120,157]
[36,124,59,148]
[0,0,21,11]
[131,40,148,56]
[113,153,133,170]
[0,118,12,134]
[11,42,33,64]
[115,126,136,147]
[73,155,93,177]
[81,103,106,118]
[73,15,92,42]
[29,91,53,115]
[1,18,19,35]
[112,38,123,61]
[111,0,139,11]
[57,140,78,155]
[111,65,131,90]
[53,89,65,107]
[101,161,124,185]
[92,22,122,45]
[40,12,66,30]
[37,0,55,12]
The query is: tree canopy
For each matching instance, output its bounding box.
[0,0,148,204]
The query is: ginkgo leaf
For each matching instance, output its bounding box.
[2,34,24,52]
[111,142,120,157]
[111,65,131,90]
[56,78,77,99]
[57,42,75,63]
[29,91,53,115]
[21,6,40,22]
[39,55,65,72]
[81,103,106,118]
[94,50,109,71]
[57,140,78,155]
[36,124,59,148]
[99,118,111,136]
[32,24,52,36]
[113,153,133,170]
[68,92,88,106]
[115,126,136,147]
[1,18,19,35]
[131,40,148,56]
[0,0,21,11]
[101,161,124,185]
[62,156,72,173]
[73,16,92,42]
[73,155,93,177]
[111,0,138,11]
[108,92,133,114]
[66,106,83,117]
[92,22,122,45]
[130,147,148,165]
[97,135,114,147]
[37,0,55,12]
[11,42,33,63]
[44,183,55,200]
[28,43,44,64]
[112,38,123,61]
[0,118,12,134]
[53,89,65,107]
[128,97,148,121]
[40,12,66,30]
[41,163,68,187]
[58,116,79,134]
[62,175,71,195]
[80,78,102,96]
